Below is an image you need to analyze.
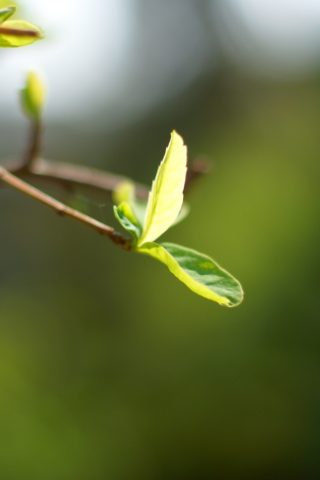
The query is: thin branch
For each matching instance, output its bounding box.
[0,26,41,37]
[184,156,212,192]
[22,121,42,169]
[3,156,210,201]
[29,157,150,200]
[1,117,211,201]
[0,167,132,250]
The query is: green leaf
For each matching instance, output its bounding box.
[137,130,187,246]
[133,198,190,230]
[21,71,46,121]
[0,5,16,24]
[113,179,190,231]
[0,20,42,48]
[136,242,243,307]
[113,202,142,244]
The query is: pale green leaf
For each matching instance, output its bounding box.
[113,179,190,231]
[0,6,16,24]
[137,130,187,246]
[132,199,190,230]
[136,242,243,307]
[0,20,42,48]
[113,202,141,244]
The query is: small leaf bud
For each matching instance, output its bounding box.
[21,71,46,122]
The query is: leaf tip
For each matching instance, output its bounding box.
[170,129,185,147]
[0,5,16,24]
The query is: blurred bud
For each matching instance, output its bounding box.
[113,181,135,206]
[0,6,16,24]
[0,20,42,48]
[21,71,46,122]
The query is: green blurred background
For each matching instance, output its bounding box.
[1,1,320,479]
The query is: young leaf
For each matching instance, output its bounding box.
[0,20,42,48]
[113,202,142,244]
[112,131,243,307]
[137,131,187,246]
[0,5,16,24]
[21,71,46,121]
[113,179,190,230]
[136,242,243,307]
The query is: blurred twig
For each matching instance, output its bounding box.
[0,111,212,197]
[0,26,41,37]
[184,156,211,192]
[22,121,42,170]
[3,156,210,200]
[29,158,150,199]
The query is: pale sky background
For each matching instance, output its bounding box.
[1,0,320,129]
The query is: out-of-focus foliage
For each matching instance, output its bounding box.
[0,4,41,48]
[21,71,46,121]
[0,19,41,47]
[0,5,15,23]
[0,0,16,10]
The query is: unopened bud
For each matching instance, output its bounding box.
[21,71,46,122]
[0,20,42,48]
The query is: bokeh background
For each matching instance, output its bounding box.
[1,1,320,479]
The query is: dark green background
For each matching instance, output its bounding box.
[1,4,320,478]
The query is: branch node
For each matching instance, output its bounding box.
[110,232,132,251]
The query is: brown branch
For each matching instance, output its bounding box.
[29,157,150,200]
[0,167,132,250]
[3,156,210,201]
[1,118,211,202]
[22,121,42,169]
[184,156,211,192]
[0,26,41,37]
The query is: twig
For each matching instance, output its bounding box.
[0,26,41,37]
[23,121,42,169]
[3,156,210,200]
[29,157,150,200]
[184,156,211,192]
[1,118,211,205]
[0,167,132,250]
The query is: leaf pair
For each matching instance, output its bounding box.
[0,5,42,48]
[113,131,243,307]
